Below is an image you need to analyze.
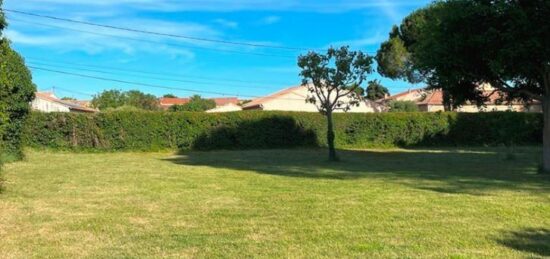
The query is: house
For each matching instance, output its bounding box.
[206,103,242,113]
[31,92,98,113]
[385,85,541,112]
[158,97,240,110]
[242,85,383,113]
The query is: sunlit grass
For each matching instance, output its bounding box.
[1,147,549,258]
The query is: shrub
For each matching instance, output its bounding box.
[22,111,542,152]
[91,90,159,111]
[0,39,36,160]
[168,95,216,112]
[388,100,419,112]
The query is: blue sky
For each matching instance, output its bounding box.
[3,0,430,100]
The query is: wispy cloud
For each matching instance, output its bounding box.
[259,15,280,25]
[213,19,238,29]
[377,0,401,23]
[3,16,216,59]
[5,0,426,13]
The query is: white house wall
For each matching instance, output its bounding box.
[260,87,380,113]
[31,98,71,112]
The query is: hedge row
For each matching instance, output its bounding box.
[22,111,542,151]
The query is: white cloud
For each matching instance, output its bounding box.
[377,0,401,23]
[213,19,238,29]
[4,21,196,59]
[259,15,280,25]
[5,0,426,13]
[4,30,62,45]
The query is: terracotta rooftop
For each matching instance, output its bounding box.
[159,97,240,108]
[384,88,425,101]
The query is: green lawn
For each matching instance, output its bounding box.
[1,148,549,258]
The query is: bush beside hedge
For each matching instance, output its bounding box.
[22,111,542,152]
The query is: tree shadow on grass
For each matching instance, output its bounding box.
[163,147,550,195]
[497,228,550,257]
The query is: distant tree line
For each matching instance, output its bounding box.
[91,90,216,112]
[91,90,159,111]
[168,95,216,112]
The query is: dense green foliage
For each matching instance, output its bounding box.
[0,36,36,160]
[22,111,542,152]
[0,0,5,179]
[365,80,390,101]
[162,93,177,98]
[388,100,419,112]
[91,90,159,110]
[376,0,550,171]
[376,0,549,106]
[168,95,216,112]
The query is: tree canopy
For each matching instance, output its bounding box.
[91,90,159,111]
[376,0,549,107]
[298,46,373,161]
[365,80,390,101]
[376,0,549,171]
[0,1,37,159]
[388,100,419,112]
[168,95,216,112]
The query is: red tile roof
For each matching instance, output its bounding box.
[159,97,240,108]
[384,88,425,101]
[159,97,190,107]
[211,97,239,106]
[417,90,444,105]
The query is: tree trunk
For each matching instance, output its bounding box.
[326,111,338,161]
[543,95,550,174]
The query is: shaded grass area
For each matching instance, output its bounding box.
[0,147,549,258]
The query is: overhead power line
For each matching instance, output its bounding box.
[28,66,310,100]
[24,56,295,86]
[29,66,247,97]
[7,17,297,59]
[54,86,95,97]
[3,8,322,52]
[26,60,288,91]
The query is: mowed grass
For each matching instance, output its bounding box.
[1,147,549,258]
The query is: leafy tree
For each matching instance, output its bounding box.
[125,90,159,110]
[91,90,158,110]
[91,90,127,110]
[168,95,216,112]
[61,97,77,101]
[103,105,144,112]
[163,94,177,98]
[366,79,390,101]
[298,46,373,161]
[0,2,36,160]
[376,0,550,172]
[388,100,419,112]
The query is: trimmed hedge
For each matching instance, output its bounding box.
[22,111,542,151]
